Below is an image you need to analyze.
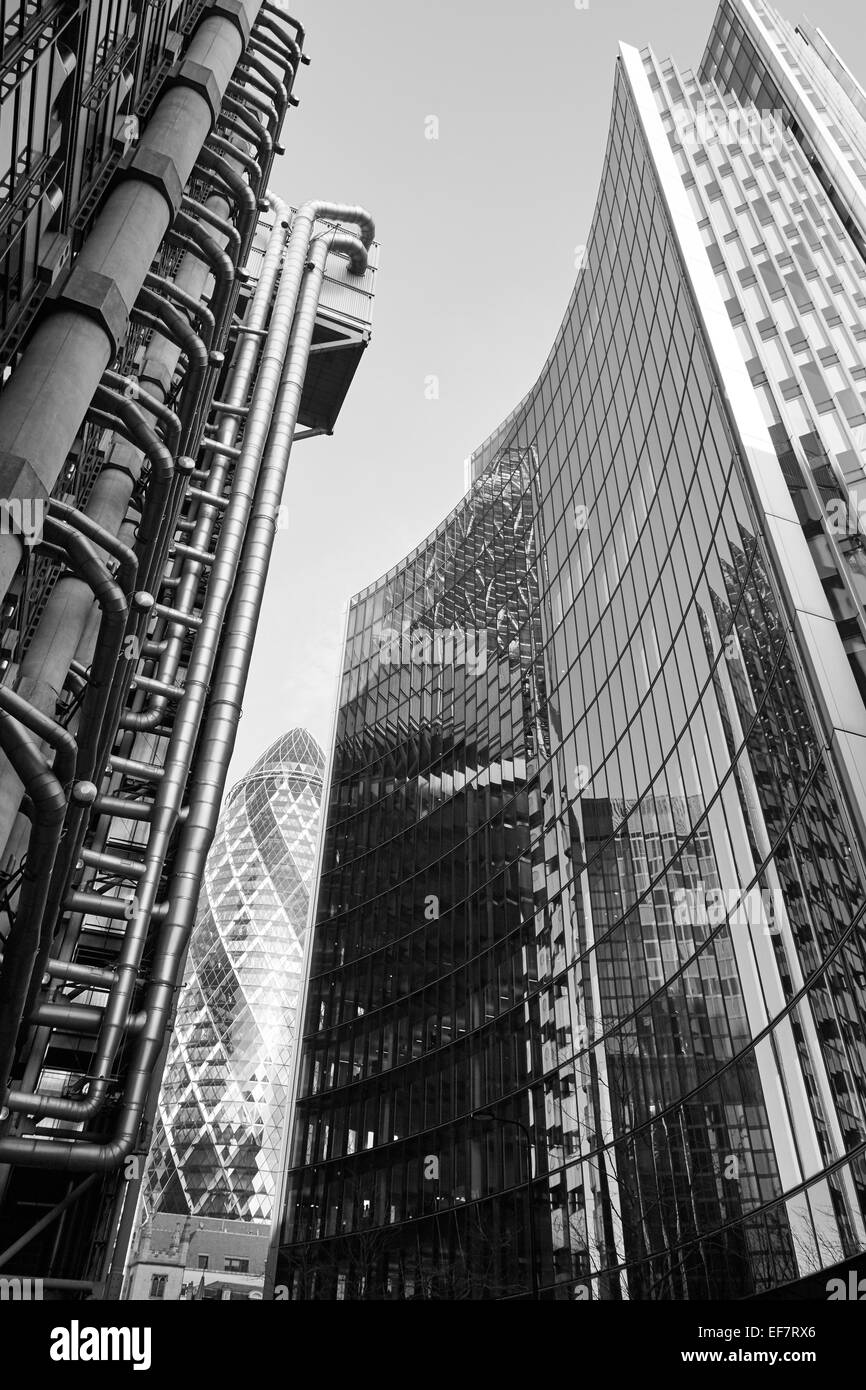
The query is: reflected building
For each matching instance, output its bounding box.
[273,0,866,1299]
[138,729,324,1234]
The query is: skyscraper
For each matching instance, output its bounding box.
[141,729,324,1224]
[122,728,323,1300]
[0,0,376,1296]
[273,0,866,1300]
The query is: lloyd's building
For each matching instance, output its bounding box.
[273,0,866,1299]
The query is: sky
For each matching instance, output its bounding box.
[227,0,866,787]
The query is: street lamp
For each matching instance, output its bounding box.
[471,1107,539,1300]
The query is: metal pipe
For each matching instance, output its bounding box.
[170,211,236,342]
[180,196,241,266]
[221,98,273,165]
[261,0,306,49]
[238,50,289,119]
[29,1002,110,1034]
[0,0,264,603]
[0,194,291,1132]
[87,388,174,602]
[101,370,181,455]
[0,689,77,790]
[0,199,374,1166]
[78,793,153,822]
[119,195,293,736]
[0,213,218,819]
[162,235,351,992]
[249,31,299,90]
[226,78,277,133]
[0,496,138,870]
[144,273,215,351]
[0,952,115,991]
[45,959,115,988]
[207,133,262,192]
[255,11,301,68]
[196,147,258,254]
[27,517,133,970]
[134,287,208,452]
[79,847,145,881]
[40,517,129,779]
[0,717,67,1111]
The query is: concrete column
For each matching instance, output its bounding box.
[0,1,262,601]
[0,196,230,862]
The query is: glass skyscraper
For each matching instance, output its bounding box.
[273,0,866,1300]
[140,729,324,1226]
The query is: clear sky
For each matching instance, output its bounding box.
[227,0,866,786]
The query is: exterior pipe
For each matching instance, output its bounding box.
[108,755,164,781]
[0,0,265,605]
[48,522,147,803]
[0,689,77,790]
[0,200,374,1167]
[29,529,129,965]
[0,716,67,1112]
[47,501,138,597]
[206,133,262,191]
[121,194,293,736]
[221,98,273,164]
[196,147,258,254]
[134,287,208,452]
[80,793,152,822]
[0,197,217,838]
[226,78,277,132]
[45,959,115,988]
[262,0,305,48]
[255,12,301,69]
[180,196,241,266]
[170,212,236,341]
[237,53,288,119]
[0,193,292,1133]
[163,235,361,1013]
[0,200,373,1163]
[127,312,202,456]
[89,388,174,581]
[79,847,145,881]
[250,31,299,87]
[144,273,215,351]
[27,1002,146,1036]
[0,499,137,866]
[32,514,133,904]
[248,32,295,90]
[101,370,181,455]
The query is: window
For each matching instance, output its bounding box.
[224,1258,249,1275]
[197,1255,209,1270]
[149,1274,168,1299]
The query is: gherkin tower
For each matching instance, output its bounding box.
[141,729,324,1222]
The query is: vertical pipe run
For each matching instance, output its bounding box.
[0,202,375,1165]
[0,0,263,601]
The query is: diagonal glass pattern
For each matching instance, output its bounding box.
[139,729,325,1224]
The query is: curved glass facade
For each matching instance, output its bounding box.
[276,5,866,1299]
[141,729,324,1222]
